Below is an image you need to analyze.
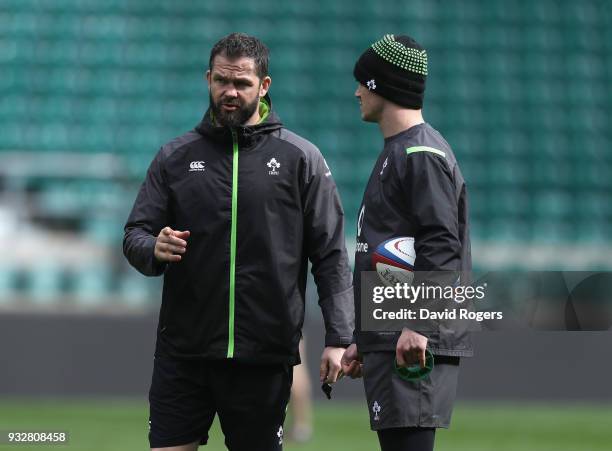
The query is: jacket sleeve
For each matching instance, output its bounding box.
[302,151,355,347]
[398,151,461,272]
[123,149,169,277]
[402,151,468,338]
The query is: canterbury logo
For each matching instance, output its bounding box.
[189,161,206,171]
[357,205,365,237]
[380,157,388,175]
[323,158,332,177]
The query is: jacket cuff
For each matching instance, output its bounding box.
[146,235,167,276]
[324,334,352,348]
[319,286,355,348]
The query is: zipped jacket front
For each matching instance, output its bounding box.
[123,97,354,365]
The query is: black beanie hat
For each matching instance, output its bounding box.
[353,34,427,109]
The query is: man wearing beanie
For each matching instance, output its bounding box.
[341,34,472,451]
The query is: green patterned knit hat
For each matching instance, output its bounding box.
[354,34,427,109]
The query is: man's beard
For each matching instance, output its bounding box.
[209,93,260,127]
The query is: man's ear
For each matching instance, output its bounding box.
[205,70,211,89]
[259,76,271,97]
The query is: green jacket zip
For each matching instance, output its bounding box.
[227,128,239,358]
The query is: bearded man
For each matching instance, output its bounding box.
[123,33,354,451]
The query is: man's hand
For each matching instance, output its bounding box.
[320,346,345,384]
[396,328,428,368]
[341,343,363,379]
[154,227,190,263]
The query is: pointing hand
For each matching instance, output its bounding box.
[154,227,190,263]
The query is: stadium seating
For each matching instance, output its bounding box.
[1,0,610,305]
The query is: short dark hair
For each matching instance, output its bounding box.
[209,33,269,80]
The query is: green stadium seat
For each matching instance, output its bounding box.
[118,273,156,307]
[0,266,19,302]
[487,218,531,242]
[28,263,65,305]
[72,265,112,306]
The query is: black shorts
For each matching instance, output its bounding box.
[362,352,460,430]
[148,357,293,450]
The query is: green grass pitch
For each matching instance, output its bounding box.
[1,399,611,450]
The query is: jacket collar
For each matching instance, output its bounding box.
[195,94,282,146]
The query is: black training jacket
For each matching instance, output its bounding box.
[123,96,354,365]
[353,122,473,357]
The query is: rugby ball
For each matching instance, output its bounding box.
[372,237,416,286]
